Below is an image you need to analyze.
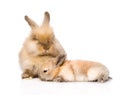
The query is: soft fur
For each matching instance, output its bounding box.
[19,12,66,79]
[38,59,110,82]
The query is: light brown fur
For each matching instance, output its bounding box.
[38,60,110,82]
[19,11,66,79]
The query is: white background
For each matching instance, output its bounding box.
[0,0,120,95]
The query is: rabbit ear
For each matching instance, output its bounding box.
[42,11,50,26]
[24,15,38,29]
[56,55,66,67]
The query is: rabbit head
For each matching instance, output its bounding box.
[38,58,59,81]
[25,12,55,52]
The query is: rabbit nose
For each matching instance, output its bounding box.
[44,46,49,50]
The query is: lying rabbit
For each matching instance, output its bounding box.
[38,59,110,82]
[19,11,66,79]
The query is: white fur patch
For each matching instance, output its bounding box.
[75,74,88,82]
[21,59,33,70]
[27,42,40,56]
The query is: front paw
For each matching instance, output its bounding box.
[22,70,33,79]
[53,76,64,82]
[22,73,33,79]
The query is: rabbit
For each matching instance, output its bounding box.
[19,11,66,79]
[38,59,110,82]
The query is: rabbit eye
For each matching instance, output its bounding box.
[31,35,38,40]
[32,37,37,40]
[43,70,48,73]
[43,68,48,73]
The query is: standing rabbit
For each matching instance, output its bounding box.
[38,59,110,82]
[19,11,66,79]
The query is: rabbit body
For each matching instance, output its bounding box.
[39,60,109,82]
[19,12,66,79]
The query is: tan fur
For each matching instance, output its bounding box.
[38,60,110,82]
[19,11,66,79]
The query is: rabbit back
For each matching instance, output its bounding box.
[57,60,109,82]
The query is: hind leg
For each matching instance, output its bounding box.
[87,66,109,82]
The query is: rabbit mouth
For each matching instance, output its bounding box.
[38,53,56,57]
[39,76,53,81]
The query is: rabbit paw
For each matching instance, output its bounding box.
[53,76,64,82]
[22,70,33,79]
